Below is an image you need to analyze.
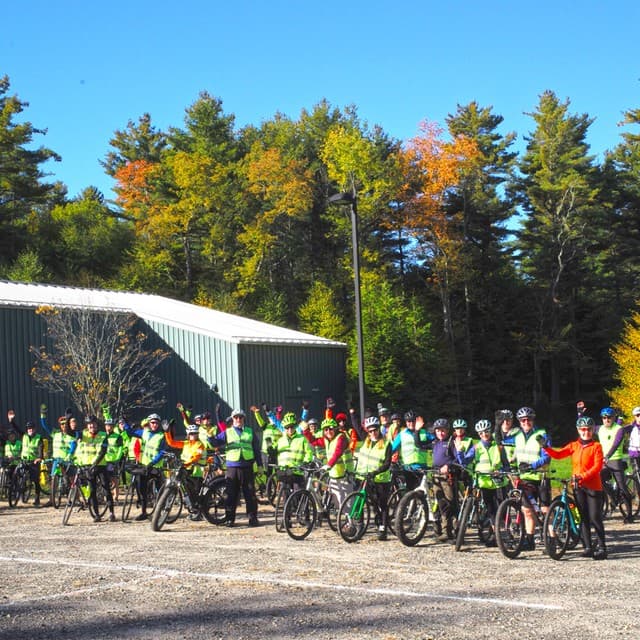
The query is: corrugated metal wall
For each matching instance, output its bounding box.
[238,344,347,420]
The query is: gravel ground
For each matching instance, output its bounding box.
[0,500,639,640]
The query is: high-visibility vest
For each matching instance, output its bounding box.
[356,439,391,483]
[277,433,311,468]
[52,431,75,461]
[474,441,507,489]
[399,429,429,466]
[104,432,124,463]
[514,428,548,480]
[76,431,107,466]
[326,434,354,479]
[21,434,42,461]
[598,424,625,460]
[225,427,255,463]
[140,430,165,467]
[181,440,207,477]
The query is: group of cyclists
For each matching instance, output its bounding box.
[2,397,640,561]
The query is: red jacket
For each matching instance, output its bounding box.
[544,438,603,490]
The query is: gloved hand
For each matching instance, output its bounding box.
[40,403,47,416]
[326,397,335,409]
[261,402,270,413]
[161,420,170,432]
[176,402,184,411]
[302,400,310,410]
[518,462,532,473]
[65,407,73,420]
[535,434,546,445]
[321,464,330,472]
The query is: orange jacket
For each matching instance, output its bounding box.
[544,438,603,490]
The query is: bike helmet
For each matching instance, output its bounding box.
[495,409,513,422]
[147,413,161,421]
[193,414,203,423]
[335,412,348,422]
[321,418,337,430]
[452,418,467,430]
[475,419,492,434]
[104,418,114,426]
[633,406,640,417]
[25,420,36,429]
[576,416,595,428]
[84,415,98,424]
[231,408,246,418]
[307,417,319,428]
[364,415,380,429]
[390,412,402,422]
[404,410,416,422]
[516,406,535,420]
[281,412,297,428]
[377,407,390,417]
[600,407,616,418]
[186,424,199,435]
[433,418,449,430]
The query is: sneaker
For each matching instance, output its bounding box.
[377,526,387,541]
[134,512,148,521]
[188,511,203,522]
[93,515,102,523]
[593,547,607,560]
[109,513,116,522]
[248,516,261,527]
[33,497,40,507]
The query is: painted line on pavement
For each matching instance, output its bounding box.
[0,555,562,611]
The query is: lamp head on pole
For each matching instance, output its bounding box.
[328,192,356,206]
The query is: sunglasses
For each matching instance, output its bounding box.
[519,418,533,422]
[577,426,593,431]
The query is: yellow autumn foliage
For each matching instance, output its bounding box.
[609,310,640,415]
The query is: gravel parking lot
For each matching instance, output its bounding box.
[1,501,639,640]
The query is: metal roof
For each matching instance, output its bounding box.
[0,281,346,347]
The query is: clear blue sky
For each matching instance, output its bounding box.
[3,1,639,201]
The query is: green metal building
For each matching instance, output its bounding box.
[0,281,346,427]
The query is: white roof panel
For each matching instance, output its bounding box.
[0,281,346,348]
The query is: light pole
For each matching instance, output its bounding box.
[328,190,366,423]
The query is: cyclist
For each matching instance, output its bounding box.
[356,414,392,540]
[390,410,432,491]
[305,417,326,463]
[251,404,282,478]
[472,419,508,545]
[75,415,115,521]
[596,406,633,523]
[210,408,262,528]
[377,405,392,438]
[50,415,77,479]
[452,418,475,484]
[2,430,21,482]
[123,413,168,521]
[277,412,314,492]
[431,418,459,542]
[494,409,519,470]
[510,406,551,550]
[303,417,355,505]
[165,422,208,520]
[542,416,607,559]
[21,420,44,506]
[103,419,124,505]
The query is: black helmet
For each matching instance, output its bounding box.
[404,410,416,422]
[25,420,36,429]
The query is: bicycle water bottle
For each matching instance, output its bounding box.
[569,501,581,524]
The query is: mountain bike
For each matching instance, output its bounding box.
[282,464,338,540]
[495,473,547,559]
[273,467,304,532]
[543,478,582,560]
[121,461,163,522]
[627,458,640,516]
[0,462,15,503]
[151,452,227,531]
[8,459,34,507]
[601,472,632,521]
[62,465,108,525]
[454,471,505,551]
[50,459,74,509]
[394,468,442,547]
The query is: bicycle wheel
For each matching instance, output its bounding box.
[151,485,180,531]
[89,480,110,519]
[386,488,404,537]
[476,501,493,544]
[121,480,136,522]
[495,497,524,559]
[275,485,291,532]
[543,500,571,560]
[266,474,278,506]
[455,496,474,551]
[283,489,317,540]
[601,489,610,519]
[320,489,339,532]
[165,488,184,524]
[62,486,79,526]
[201,477,227,525]
[626,474,640,516]
[8,473,20,508]
[395,491,429,547]
[51,474,66,509]
[147,475,162,514]
[20,472,32,504]
[338,491,370,543]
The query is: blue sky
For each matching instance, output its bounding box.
[3,1,639,201]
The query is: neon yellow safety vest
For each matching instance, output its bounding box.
[326,434,354,479]
[261,424,282,454]
[181,440,207,478]
[399,429,429,466]
[76,432,107,466]
[514,428,548,481]
[4,440,21,459]
[140,430,165,467]
[52,431,76,461]
[21,434,42,461]
[474,442,507,489]
[356,439,391,483]
[225,427,255,463]
[277,433,312,468]
[104,432,124,463]
[598,424,625,460]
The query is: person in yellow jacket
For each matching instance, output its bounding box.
[356,414,392,540]
[165,423,207,520]
[21,420,44,506]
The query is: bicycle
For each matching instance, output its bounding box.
[626,458,640,516]
[543,478,582,560]
[50,459,74,509]
[282,464,339,540]
[494,472,547,559]
[338,475,394,543]
[601,470,633,521]
[394,468,442,547]
[121,461,163,522]
[61,465,109,525]
[151,452,227,531]
[454,471,506,552]
[8,459,35,507]
[272,466,305,532]
[0,461,16,503]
